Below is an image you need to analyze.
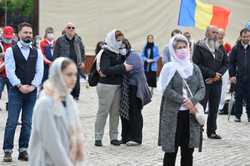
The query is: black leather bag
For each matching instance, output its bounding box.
[88,60,99,87]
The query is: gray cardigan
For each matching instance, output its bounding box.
[158,64,205,153]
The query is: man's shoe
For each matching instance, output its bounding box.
[208,133,222,139]
[3,152,12,162]
[94,140,103,147]
[18,151,28,161]
[234,117,241,122]
[110,140,122,146]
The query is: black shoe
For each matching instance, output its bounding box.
[208,133,222,139]
[3,152,12,162]
[110,139,122,146]
[5,102,8,111]
[95,140,103,147]
[18,151,28,161]
[234,117,241,122]
[248,118,250,122]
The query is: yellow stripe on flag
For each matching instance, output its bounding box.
[195,0,213,30]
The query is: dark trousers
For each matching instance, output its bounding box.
[3,86,37,152]
[235,78,250,119]
[164,110,194,166]
[71,70,80,99]
[0,76,10,99]
[121,86,143,144]
[201,82,222,136]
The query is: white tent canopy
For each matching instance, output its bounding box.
[40,0,250,54]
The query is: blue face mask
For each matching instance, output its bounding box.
[2,38,12,44]
[20,39,32,47]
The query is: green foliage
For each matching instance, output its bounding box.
[0,0,33,16]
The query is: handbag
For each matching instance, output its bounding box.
[88,49,104,87]
[88,60,99,87]
[182,79,206,126]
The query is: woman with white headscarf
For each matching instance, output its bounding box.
[158,34,205,166]
[29,57,84,166]
[94,30,133,147]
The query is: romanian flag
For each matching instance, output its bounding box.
[178,0,231,30]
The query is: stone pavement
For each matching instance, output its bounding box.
[0,83,249,166]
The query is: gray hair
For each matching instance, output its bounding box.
[205,25,218,37]
[172,37,188,49]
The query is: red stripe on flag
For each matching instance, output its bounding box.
[210,6,230,30]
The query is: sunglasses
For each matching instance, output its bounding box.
[67,26,75,30]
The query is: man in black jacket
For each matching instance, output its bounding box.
[229,28,250,122]
[193,26,228,139]
[54,22,85,100]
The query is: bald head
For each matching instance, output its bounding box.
[64,22,76,39]
[205,25,219,41]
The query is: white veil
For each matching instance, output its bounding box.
[157,34,194,93]
[42,57,84,163]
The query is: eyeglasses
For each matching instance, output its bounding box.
[67,26,75,30]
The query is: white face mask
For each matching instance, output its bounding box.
[120,48,127,56]
[47,33,54,40]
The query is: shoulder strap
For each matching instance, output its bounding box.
[182,79,193,97]
[96,49,104,71]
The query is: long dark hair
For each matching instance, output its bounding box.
[95,41,105,55]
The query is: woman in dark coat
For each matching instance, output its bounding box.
[120,39,152,146]
[158,34,205,166]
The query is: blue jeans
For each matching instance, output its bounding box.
[0,76,10,99]
[3,86,37,152]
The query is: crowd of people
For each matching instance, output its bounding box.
[0,21,249,166]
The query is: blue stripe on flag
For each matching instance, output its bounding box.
[178,0,196,26]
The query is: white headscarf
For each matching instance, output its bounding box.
[42,57,84,163]
[104,29,122,54]
[158,34,194,93]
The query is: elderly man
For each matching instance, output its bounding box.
[54,22,85,100]
[193,25,228,139]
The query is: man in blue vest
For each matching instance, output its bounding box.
[2,22,44,162]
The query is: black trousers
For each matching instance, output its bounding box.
[201,82,222,136]
[164,110,194,166]
[121,86,143,144]
[235,78,250,119]
[71,70,80,99]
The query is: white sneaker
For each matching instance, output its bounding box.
[126,141,140,146]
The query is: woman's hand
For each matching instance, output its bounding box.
[124,63,133,71]
[183,99,194,111]
[189,107,198,114]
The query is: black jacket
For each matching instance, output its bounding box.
[99,48,126,85]
[54,35,85,67]
[193,40,228,81]
[229,42,250,81]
